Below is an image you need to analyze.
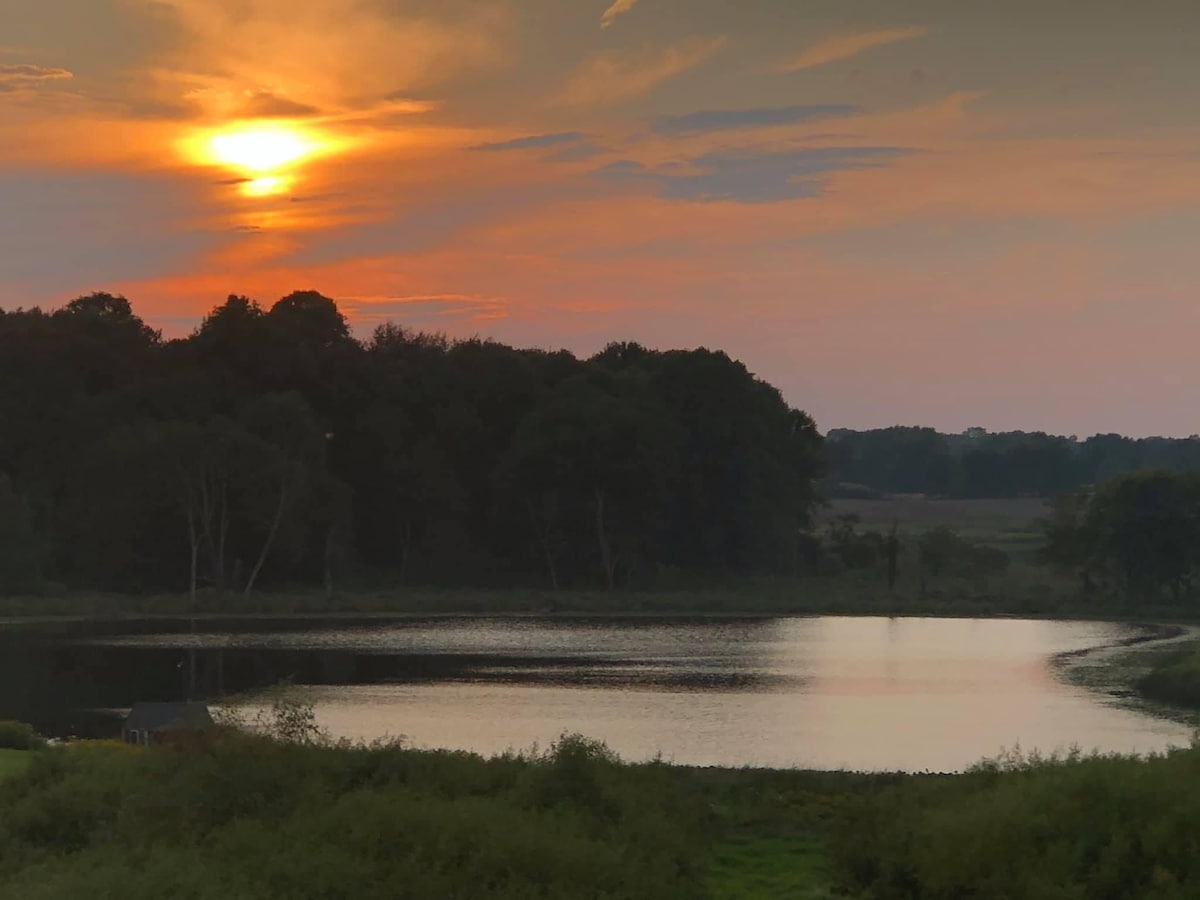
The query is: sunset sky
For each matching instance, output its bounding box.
[2,0,1199,435]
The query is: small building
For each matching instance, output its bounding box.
[122,702,214,745]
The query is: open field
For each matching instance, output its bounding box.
[824,495,1049,560]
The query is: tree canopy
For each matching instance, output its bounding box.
[0,293,825,595]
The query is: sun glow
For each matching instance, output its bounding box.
[241,175,292,197]
[209,127,315,172]
[182,122,342,198]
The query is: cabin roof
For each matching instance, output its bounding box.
[124,702,214,732]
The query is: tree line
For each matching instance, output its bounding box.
[827,426,1200,498]
[0,292,824,595]
[1039,471,1200,606]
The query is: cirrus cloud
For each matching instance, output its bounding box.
[652,104,860,135]
[595,145,912,203]
[555,37,726,107]
[600,0,639,29]
[777,27,930,73]
[0,64,73,91]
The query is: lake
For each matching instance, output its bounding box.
[4,615,1194,772]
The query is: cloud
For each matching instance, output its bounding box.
[0,64,73,91]
[546,141,607,163]
[777,27,930,73]
[472,132,585,152]
[652,104,860,135]
[340,293,508,323]
[237,90,322,118]
[556,37,725,107]
[600,0,639,29]
[596,145,911,203]
[136,0,508,116]
[380,93,441,112]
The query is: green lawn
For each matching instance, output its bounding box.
[0,749,31,781]
[707,835,836,899]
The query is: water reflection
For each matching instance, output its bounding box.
[2,616,1194,771]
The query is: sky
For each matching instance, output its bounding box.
[2,0,1199,436]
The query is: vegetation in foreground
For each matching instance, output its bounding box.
[0,721,46,752]
[0,733,709,900]
[4,719,1200,898]
[0,750,30,783]
[837,746,1200,899]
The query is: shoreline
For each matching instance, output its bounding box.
[7,602,1200,631]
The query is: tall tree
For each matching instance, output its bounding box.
[238,392,326,596]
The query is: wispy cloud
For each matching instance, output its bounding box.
[556,37,726,107]
[600,0,639,29]
[652,104,860,135]
[777,27,930,73]
[546,141,607,163]
[237,90,322,118]
[596,145,911,203]
[472,132,585,152]
[135,0,508,116]
[0,64,73,91]
[341,293,509,323]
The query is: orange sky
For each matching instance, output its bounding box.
[2,0,1199,435]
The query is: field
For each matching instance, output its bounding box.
[823,495,1049,561]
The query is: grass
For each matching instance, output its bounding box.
[824,495,1048,561]
[0,749,30,782]
[7,734,1200,898]
[706,835,834,899]
[1137,644,1200,710]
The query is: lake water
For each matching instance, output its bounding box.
[9,615,1195,772]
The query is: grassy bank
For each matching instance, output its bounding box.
[4,734,1200,898]
[1054,631,1200,724]
[1,577,1188,629]
[1137,644,1200,710]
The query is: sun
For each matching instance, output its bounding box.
[181,122,341,196]
[208,127,315,173]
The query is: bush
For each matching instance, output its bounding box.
[919,527,1010,580]
[832,746,1200,899]
[0,722,45,751]
[0,732,707,899]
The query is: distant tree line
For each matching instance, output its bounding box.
[827,426,1200,498]
[0,292,824,595]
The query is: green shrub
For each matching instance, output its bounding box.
[831,746,1200,899]
[0,721,45,751]
[0,734,707,899]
